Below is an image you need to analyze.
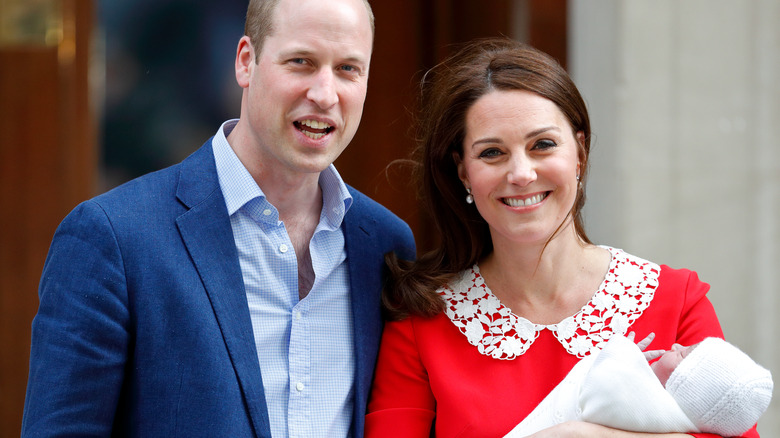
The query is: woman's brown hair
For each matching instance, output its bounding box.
[384,37,592,321]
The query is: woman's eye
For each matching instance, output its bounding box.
[533,139,557,150]
[478,148,502,158]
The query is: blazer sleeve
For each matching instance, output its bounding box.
[22,200,129,436]
[366,318,435,438]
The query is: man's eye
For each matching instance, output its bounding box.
[339,65,363,77]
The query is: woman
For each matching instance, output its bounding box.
[366,38,759,438]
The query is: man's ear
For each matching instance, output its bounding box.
[235,36,255,89]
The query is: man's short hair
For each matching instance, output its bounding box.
[244,0,375,61]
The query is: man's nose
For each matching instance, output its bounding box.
[307,68,338,109]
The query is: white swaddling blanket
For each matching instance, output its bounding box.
[504,335,696,437]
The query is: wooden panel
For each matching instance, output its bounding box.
[0,0,95,434]
[335,0,429,244]
[0,46,57,436]
[528,0,568,69]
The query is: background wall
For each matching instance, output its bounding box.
[571,1,779,434]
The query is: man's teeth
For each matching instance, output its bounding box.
[300,119,330,130]
[297,119,332,140]
[504,193,546,207]
[302,131,326,140]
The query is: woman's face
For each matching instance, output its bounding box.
[457,89,583,249]
[650,343,697,387]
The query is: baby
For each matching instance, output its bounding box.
[504,334,773,437]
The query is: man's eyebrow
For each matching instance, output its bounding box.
[280,47,369,64]
[342,54,369,65]
[279,48,314,58]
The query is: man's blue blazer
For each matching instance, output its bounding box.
[22,139,416,437]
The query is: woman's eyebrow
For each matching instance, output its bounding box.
[469,126,562,149]
[471,137,502,148]
[525,126,560,139]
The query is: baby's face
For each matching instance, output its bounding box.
[650,343,696,386]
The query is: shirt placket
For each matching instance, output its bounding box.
[287,295,311,438]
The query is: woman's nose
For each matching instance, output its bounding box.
[506,155,536,186]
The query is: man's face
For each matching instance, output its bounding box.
[237,0,373,178]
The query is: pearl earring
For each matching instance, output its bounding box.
[465,188,474,204]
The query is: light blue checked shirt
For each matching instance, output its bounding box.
[213,120,356,438]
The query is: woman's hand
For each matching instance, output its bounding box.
[525,421,692,437]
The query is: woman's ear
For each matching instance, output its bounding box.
[453,151,469,186]
[235,36,255,89]
[575,131,587,173]
[575,130,586,156]
[576,131,585,146]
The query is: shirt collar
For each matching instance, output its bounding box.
[318,165,353,230]
[212,119,353,227]
[213,119,262,216]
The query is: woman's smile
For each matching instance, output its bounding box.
[501,192,549,208]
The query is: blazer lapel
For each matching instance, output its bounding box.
[343,190,384,436]
[175,141,272,437]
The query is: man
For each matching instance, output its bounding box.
[21,0,415,436]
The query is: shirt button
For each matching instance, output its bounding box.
[294,311,302,320]
[295,382,304,392]
[279,244,288,253]
[263,209,272,216]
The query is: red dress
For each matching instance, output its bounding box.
[366,248,759,438]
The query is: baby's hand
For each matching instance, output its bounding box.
[627,331,665,361]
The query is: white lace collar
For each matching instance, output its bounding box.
[438,247,659,360]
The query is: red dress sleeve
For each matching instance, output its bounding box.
[366,318,435,438]
[671,268,723,345]
[652,267,760,438]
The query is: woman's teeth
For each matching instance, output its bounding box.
[503,193,547,207]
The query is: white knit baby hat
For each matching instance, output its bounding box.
[665,337,773,436]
